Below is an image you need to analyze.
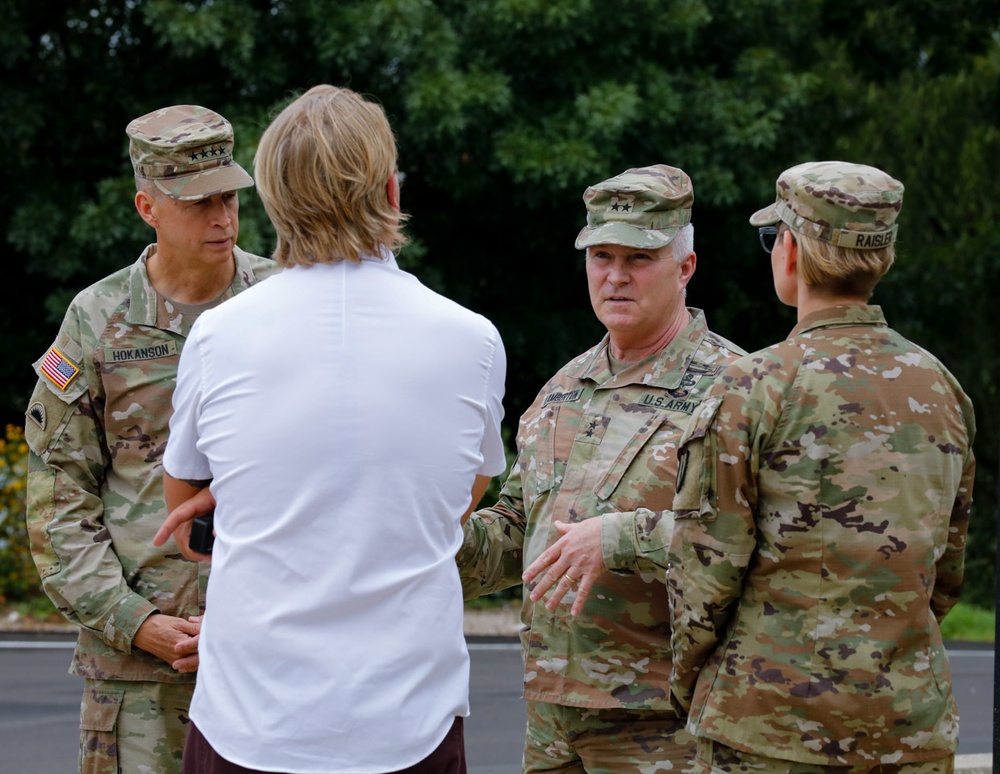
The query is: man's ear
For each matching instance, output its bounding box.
[387,172,400,211]
[135,190,158,229]
[678,250,697,287]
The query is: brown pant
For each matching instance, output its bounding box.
[183,716,467,774]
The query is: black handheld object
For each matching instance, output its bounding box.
[189,511,215,554]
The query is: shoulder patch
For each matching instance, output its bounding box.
[39,347,81,391]
[27,401,45,431]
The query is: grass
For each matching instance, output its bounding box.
[940,601,996,642]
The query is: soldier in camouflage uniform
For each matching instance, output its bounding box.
[458,165,745,773]
[23,105,278,774]
[667,161,976,774]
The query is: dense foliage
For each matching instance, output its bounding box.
[1,0,997,605]
[0,426,34,602]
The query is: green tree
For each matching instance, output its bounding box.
[846,47,1000,606]
[0,425,33,602]
[0,0,818,420]
[764,0,1000,604]
[2,0,997,604]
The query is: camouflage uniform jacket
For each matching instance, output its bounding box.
[458,309,743,709]
[25,245,278,682]
[668,305,976,765]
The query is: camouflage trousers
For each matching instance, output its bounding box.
[79,678,193,774]
[523,700,697,773]
[693,737,955,774]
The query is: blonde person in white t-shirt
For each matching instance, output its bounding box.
[154,84,507,774]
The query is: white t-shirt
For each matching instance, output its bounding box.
[163,253,506,773]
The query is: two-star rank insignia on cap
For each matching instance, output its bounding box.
[40,346,81,390]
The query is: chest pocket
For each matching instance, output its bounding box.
[592,412,683,504]
[517,403,561,497]
[98,340,180,459]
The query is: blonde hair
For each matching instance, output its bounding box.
[790,226,895,299]
[254,85,409,267]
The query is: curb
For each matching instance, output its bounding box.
[957,754,992,774]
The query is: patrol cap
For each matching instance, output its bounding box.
[126,105,253,201]
[575,164,693,250]
[750,160,904,250]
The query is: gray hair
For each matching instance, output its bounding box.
[669,223,695,263]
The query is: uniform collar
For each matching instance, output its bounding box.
[790,304,887,338]
[565,308,712,390]
[126,244,263,328]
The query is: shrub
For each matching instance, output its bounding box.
[0,424,40,603]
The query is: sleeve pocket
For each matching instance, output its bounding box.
[672,395,722,520]
[26,336,89,458]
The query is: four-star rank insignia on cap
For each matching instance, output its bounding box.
[40,346,81,390]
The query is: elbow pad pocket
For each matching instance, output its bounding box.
[26,453,62,579]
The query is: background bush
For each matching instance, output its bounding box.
[1,0,997,612]
[0,425,36,604]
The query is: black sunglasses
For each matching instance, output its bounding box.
[758,226,779,254]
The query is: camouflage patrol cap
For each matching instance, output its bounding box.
[750,160,904,250]
[126,105,253,200]
[575,164,693,250]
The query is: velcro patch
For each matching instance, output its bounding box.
[542,387,583,407]
[107,341,178,363]
[39,347,81,391]
[637,393,699,414]
[27,402,46,431]
[575,414,609,444]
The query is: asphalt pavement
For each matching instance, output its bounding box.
[0,633,991,773]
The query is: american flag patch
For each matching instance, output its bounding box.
[40,347,81,390]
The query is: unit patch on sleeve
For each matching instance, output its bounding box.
[39,347,81,391]
[27,402,46,430]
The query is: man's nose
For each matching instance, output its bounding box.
[607,259,629,283]
[208,199,233,226]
